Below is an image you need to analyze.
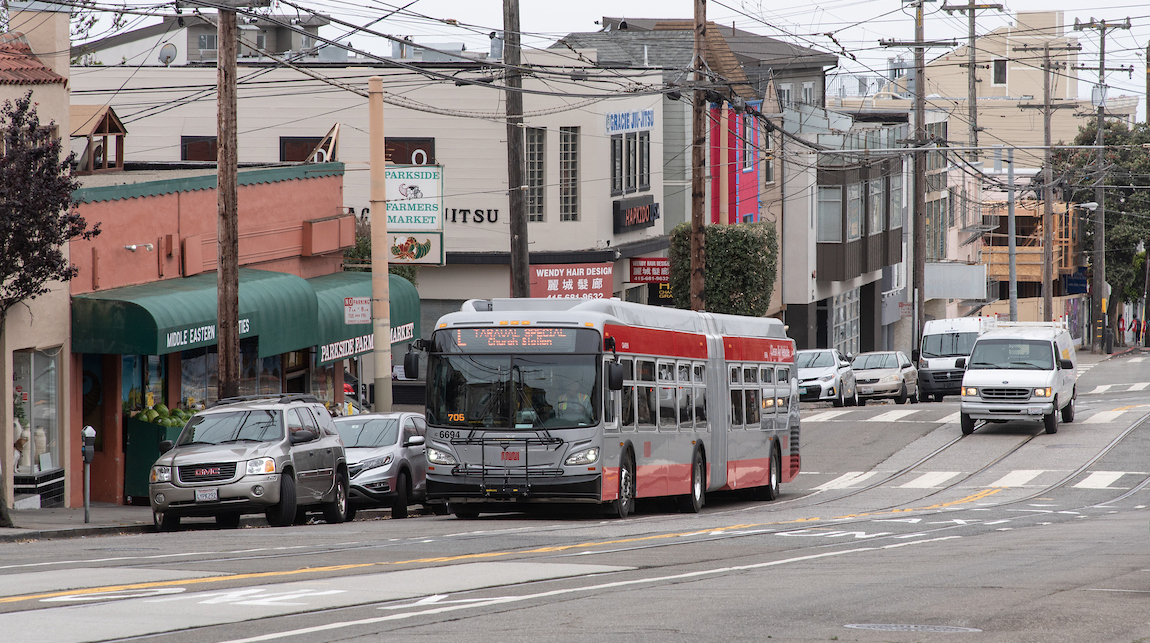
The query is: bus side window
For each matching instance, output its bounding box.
[730,366,740,384]
[743,367,757,384]
[679,386,693,429]
[745,386,760,428]
[620,358,636,431]
[777,366,791,413]
[637,387,656,430]
[658,386,677,431]
[603,359,618,429]
[761,367,773,383]
[730,388,744,428]
[694,363,707,430]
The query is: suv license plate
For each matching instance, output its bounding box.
[195,488,219,502]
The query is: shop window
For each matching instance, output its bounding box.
[12,349,61,475]
[280,137,323,163]
[311,360,334,408]
[181,136,217,162]
[181,346,218,409]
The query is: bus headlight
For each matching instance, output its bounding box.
[1033,387,1052,397]
[564,447,600,466]
[150,465,172,483]
[962,387,979,397]
[426,447,457,466]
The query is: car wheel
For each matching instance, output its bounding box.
[934,394,945,403]
[677,449,705,513]
[1061,396,1075,423]
[323,472,349,524]
[265,474,297,527]
[392,471,410,519]
[960,413,975,435]
[453,504,481,519]
[895,384,908,404]
[607,451,636,518]
[153,510,179,532]
[852,387,859,407]
[1044,410,1059,434]
[833,386,844,407]
[858,397,866,406]
[345,506,357,522]
[215,513,240,529]
[910,385,919,404]
[426,502,451,516]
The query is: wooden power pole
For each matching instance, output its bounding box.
[690,0,707,311]
[216,7,239,400]
[504,0,529,297]
[368,77,392,412]
[941,0,1002,162]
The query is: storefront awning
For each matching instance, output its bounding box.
[72,269,318,358]
[310,272,420,365]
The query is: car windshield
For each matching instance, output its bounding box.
[967,339,1055,370]
[796,351,834,368]
[853,353,898,370]
[427,354,598,429]
[921,331,978,358]
[177,410,282,445]
[335,418,399,447]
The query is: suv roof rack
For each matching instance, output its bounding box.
[209,394,322,408]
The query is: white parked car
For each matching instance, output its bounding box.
[796,349,857,407]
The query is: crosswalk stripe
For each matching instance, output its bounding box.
[1084,410,1126,424]
[804,410,851,423]
[1130,357,1146,363]
[899,471,961,488]
[1130,382,1149,391]
[937,412,960,424]
[988,470,1047,487]
[814,471,877,490]
[1089,384,1113,394]
[1074,471,1129,489]
[865,409,920,422]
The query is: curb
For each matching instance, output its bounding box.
[0,524,153,543]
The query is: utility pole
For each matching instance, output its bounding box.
[690,0,707,311]
[941,0,1003,162]
[368,77,392,412]
[504,0,529,297]
[1073,17,1131,352]
[216,7,239,400]
[1017,42,1080,321]
[1007,147,1017,321]
[880,2,955,349]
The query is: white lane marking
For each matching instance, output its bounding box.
[1084,410,1126,424]
[1130,382,1149,391]
[216,538,962,643]
[1074,471,1131,489]
[0,549,279,571]
[937,412,960,424]
[804,410,851,422]
[814,471,878,490]
[865,410,919,422]
[987,470,1047,487]
[0,569,225,598]
[1088,384,1114,394]
[899,472,961,488]
[1129,357,1146,363]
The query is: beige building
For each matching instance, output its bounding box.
[1,2,73,510]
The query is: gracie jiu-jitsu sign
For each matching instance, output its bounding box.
[386,165,444,231]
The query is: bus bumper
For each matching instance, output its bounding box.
[427,473,602,504]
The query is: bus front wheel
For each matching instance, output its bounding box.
[608,452,636,519]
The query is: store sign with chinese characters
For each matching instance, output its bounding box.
[629,257,669,284]
[529,263,614,299]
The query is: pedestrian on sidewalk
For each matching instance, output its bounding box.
[1118,315,1126,347]
[1133,317,1142,347]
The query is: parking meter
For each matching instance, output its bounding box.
[82,426,95,523]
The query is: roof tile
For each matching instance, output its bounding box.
[0,33,66,85]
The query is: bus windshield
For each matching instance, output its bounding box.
[921,331,978,358]
[427,354,599,429]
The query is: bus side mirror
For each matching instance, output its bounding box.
[955,357,966,369]
[403,351,420,380]
[607,362,624,391]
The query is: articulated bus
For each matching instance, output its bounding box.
[408,298,800,518]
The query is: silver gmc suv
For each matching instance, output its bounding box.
[149,394,349,531]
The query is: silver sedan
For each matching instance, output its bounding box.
[852,351,919,405]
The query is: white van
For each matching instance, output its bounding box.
[957,322,1077,435]
[917,317,997,402]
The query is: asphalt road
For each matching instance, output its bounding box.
[3,353,1150,642]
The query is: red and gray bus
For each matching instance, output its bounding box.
[407,298,800,518]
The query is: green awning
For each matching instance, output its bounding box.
[310,272,420,365]
[72,269,318,358]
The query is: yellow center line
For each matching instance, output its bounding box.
[0,488,1004,605]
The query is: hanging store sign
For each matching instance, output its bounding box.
[605,108,655,135]
[385,165,444,231]
[529,263,614,299]
[630,257,669,284]
[318,322,417,363]
[613,195,659,234]
[388,232,445,266]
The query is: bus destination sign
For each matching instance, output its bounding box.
[453,328,578,352]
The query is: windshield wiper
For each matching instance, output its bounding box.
[969,361,1000,369]
[221,438,261,444]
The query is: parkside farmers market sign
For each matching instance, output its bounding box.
[385,165,444,231]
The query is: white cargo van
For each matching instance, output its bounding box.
[956,322,1076,435]
[917,317,997,402]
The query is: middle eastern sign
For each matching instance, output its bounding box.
[343,297,371,325]
[165,317,253,350]
[385,165,443,231]
[529,263,614,299]
[630,257,669,284]
[613,195,659,234]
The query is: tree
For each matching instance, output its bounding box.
[343,219,419,285]
[1052,121,1150,340]
[0,91,100,527]
[668,222,778,316]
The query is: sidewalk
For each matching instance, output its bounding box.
[1,503,157,543]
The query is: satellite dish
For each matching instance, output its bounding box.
[158,43,177,66]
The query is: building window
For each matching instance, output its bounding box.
[279,136,323,162]
[526,127,545,222]
[611,134,624,195]
[625,132,638,193]
[12,349,61,475]
[889,174,903,229]
[817,186,842,243]
[638,131,650,190]
[993,59,1007,85]
[763,130,774,183]
[868,179,883,235]
[255,31,266,51]
[560,126,579,221]
[802,81,815,106]
[181,135,217,161]
[386,137,435,165]
[847,183,861,241]
[198,33,217,50]
[778,83,793,107]
[831,288,861,357]
[742,116,754,171]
